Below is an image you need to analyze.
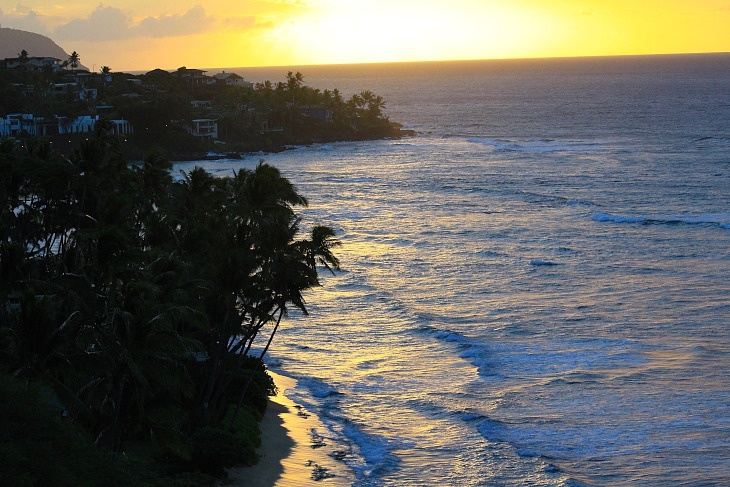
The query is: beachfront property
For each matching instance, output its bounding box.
[188,118,219,139]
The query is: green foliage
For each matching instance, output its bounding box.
[222,355,276,416]
[0,376,132,487]
[0,130,340,484]
[190,421,258,476]
[1,65,407,159]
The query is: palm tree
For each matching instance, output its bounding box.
[68,51,80,71]
[17,49,29,67]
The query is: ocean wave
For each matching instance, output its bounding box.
[424,326,651,382]
[593,212,730,228]
[477,417,511,443]
[281,373,400,482]
[296,375,343,398]
[467,137,600,152]
[566,199,596,206]
[531,259,561,266]
[342,423,400,480]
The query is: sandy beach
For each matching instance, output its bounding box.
[220,372,354,487]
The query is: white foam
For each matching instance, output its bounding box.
[467,137,599,152]
[341,423,399,479]
[594,212,730,228]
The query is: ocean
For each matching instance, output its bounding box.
[180,53,730,486]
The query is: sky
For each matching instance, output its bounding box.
[1,0,729,72]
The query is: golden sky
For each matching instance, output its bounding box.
[1,0,729,71]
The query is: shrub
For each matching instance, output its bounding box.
[0,375,131,487]
[190,425,257,476]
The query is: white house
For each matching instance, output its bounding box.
[58,115,97,134]
[108,119,133,135]
[188,119,218,139]
[1,113,133,137]
[0,114,39,136]
[2,56,64,72]
[213,72,253,88]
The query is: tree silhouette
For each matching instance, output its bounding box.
[1,132,340,460]
[68,51,80,71]
[17,49,29,66]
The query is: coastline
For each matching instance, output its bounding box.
[220,372,354,487]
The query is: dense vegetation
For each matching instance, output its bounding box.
[1,61,411,158]
[0,128,340,485]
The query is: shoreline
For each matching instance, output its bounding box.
[162,130,416,163]
[221,372,354,487]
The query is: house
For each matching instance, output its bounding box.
[108,119,133,135]
[300,106,332,122]
[57,115,97,134]
[0,113,134,137]
[0,114,24,137]
[0,114,44,137]
[188,119,218,139]
[79,88,98,101]
[52,83,78,96]
[190,100,213,109]
[175,67,215,86]
[213,72,253,88]
[2,56,64,72]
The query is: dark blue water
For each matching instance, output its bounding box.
[185,53,730,486]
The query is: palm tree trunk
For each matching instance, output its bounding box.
[229,307,283,429]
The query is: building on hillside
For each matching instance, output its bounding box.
[1,56,64,72]
[300,106,332,122]
[108,119,134,135]
[175,68,215,86]
[52,83,78,96]
[188,119,218,139]
[57,115,97,134]
[190,100,213,109]
[0,114,30,137]
[1,113,133,137]
[0,114,60,137]
[213,72,253,88]
[79,88,97,101]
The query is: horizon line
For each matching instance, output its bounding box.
[123,51,730,74]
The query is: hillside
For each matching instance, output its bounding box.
[0,27,70,62]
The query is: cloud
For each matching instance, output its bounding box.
[136,6,214,38]
[54,5,132,41]
[52,4,231,42]
[222,16,259,30]
[0,7,52,35]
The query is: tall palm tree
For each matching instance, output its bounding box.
[68,51,80,71]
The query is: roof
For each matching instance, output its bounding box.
[213,72,243,80]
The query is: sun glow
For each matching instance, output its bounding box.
[2,0,729,70]
[258,0,730,66]
[271,1,554,65]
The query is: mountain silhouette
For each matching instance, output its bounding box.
[0,27,82,67]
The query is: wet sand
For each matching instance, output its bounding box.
[220,372,354,487]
